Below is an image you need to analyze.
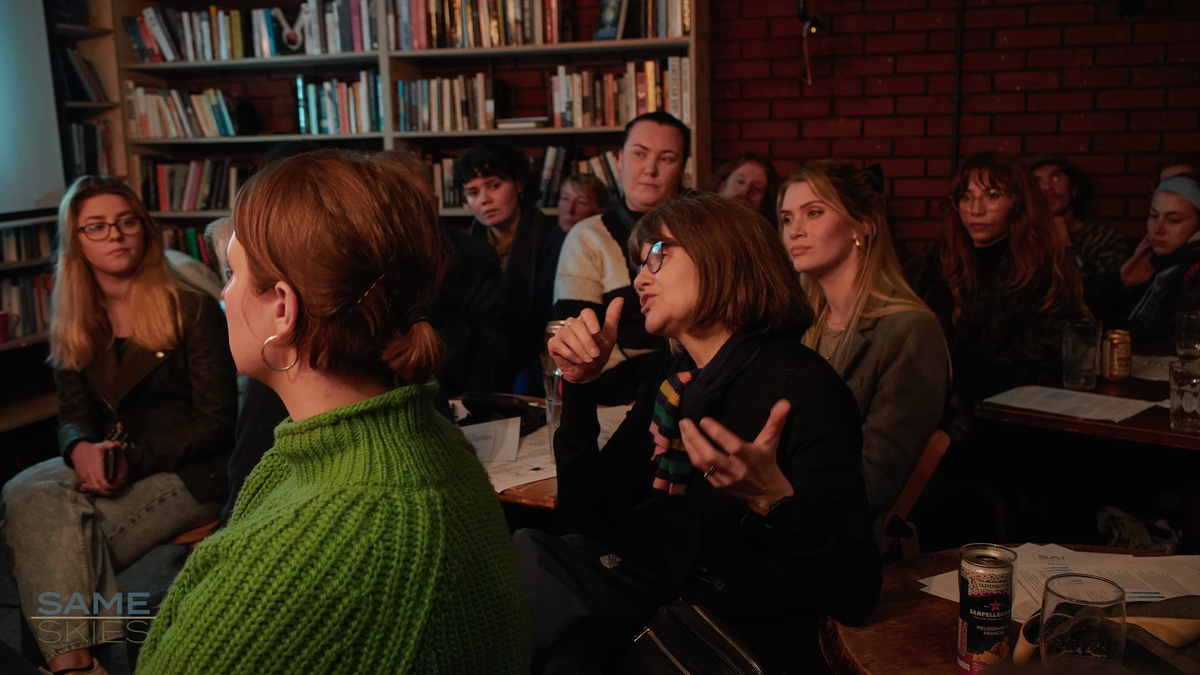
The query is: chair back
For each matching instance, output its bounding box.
[880,430,951,559]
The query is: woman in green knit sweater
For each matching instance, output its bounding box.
[136,150,530,674]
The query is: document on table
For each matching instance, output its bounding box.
[919,543,1200,623]
[984,385,1157,423]
[1132,355,1174,382]
[483,405,633,493]
[462,417,520,465]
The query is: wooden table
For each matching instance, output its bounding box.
[975,378,1200,451]
[819,546,1160,675]
[498,476,557,510]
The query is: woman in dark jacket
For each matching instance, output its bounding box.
[0,176,236,675]
[515,194,881,674]
[913,152,1087,434]
[1096,173,1200,354]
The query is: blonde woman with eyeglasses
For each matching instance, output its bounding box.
[1,176,237,675]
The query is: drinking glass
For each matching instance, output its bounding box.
[544,396,561,463]
[1040,574,1126,668]
[1063,320,1102,390]
[1170,360,1200,432]
[1175,310,1200,359]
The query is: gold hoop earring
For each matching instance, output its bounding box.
[261,335,298,372]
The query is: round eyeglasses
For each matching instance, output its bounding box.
[79,218,143,241]
[639,240,665,275]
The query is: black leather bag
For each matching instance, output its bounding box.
[617,601,765,675]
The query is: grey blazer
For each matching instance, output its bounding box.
[829,310,949,517]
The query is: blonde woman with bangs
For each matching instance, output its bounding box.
[778,159,949,519]
[1,176,236,675]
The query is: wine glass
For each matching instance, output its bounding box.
[1175,310,1200,359]
[1040,574,1126,669]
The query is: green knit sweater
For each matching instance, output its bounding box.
[136,385,530,674]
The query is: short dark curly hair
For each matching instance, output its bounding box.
[452,141,539,207]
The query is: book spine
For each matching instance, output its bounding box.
[143,8,178,61]
[307,83,320,134]
[643,60,656,113]
[681,56,691,125]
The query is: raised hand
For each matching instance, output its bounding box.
[679,398,796,515]
[548,297,623,384]
[1120,234,1155,287]
[71,440,128,496]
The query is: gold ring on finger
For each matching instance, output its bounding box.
[703,465,716,478]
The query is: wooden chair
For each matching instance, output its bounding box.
[879,430,951,561]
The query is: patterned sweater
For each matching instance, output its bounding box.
[137,385,529,674]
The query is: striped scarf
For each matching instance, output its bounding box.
[650,370,698,495]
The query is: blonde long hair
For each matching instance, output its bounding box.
[779,160,935,368]
[50,176,181,371]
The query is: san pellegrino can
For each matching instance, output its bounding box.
[957,543,1016,674]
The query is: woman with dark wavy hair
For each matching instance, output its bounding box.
[913,151,1087,432]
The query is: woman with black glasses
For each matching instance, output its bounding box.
[1,176,237,675]
[515,193,880,674]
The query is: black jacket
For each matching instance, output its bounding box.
[431,227,508,396]
[57,288,238,502]
[1094,238,1200,355]
[555,335,881,666]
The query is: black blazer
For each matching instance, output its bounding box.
[556,335,882,660]
[57,288,238,502]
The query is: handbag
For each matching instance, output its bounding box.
[617,600,765,675]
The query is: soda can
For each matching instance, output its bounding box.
[957,543,1016,674]
[1101,329,1132,380]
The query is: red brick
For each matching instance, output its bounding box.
[961,92,1026,113]
[744,79,802,98]
[896,220,944,241]
[1127,199,1152,219]
[1165,132,1200,150]
[895,11,957,32]
[742,40,803,59]
[712,42,741,61]
[714,60,770,80]
[834,97,897,116]
[1092,177,1152,195]
[891,198,929,218]
[770,17,809,37]
[875,158,927,178]
[772,139,832,158]
[897,95,954,115]
[1134,22,1200,44]
[836,13,895,32]
[801,78,863,97]
[714,140,772,157]
[719,19,770,40]
[895,137,952,156]
[961,135,1023,155]
[1098,89,1166,109]
[772,59,812,78]
[927,158,954,177]
[1029,3,1096,24]
[1095,45,1165,65]
[1028,91,1092,111]
[1070,154,1126,175]
[1168,42,1200,63]
[865,33,929,54]
[1060,112,1127,132]
[927,114,990,135]
[712,122,741,140]
[864,117,926,137]
[1065,24,1133,45]
[966,7,1026,28]
[995,27,1060,48]
[1132,65,1200,87]
[893,179,951,198]
[1128,154,1166,175]
[1025,134,1090,154]
[897,53,956,73]
[741,0,797,18]
[994,70,1060,91]
[812,35,866,56]
[1093,133,1164,152]
[1062,67,1129,88]
[831,138,893,157]
[819,0,866,12]
[868,0,925,10]
[928,30,958,52]
[993,113,1057,134]
[1169,88,1200,108]
[1027,48,1094,68]
[711,81,741,100]
[713,0,740,20]
[1131,111,1200,130]
[772,99,833,118]
[1089,198,1127,218]
[864,75,926,96]
[964,50,1027,71]
[715,101,769,120]
[928,73,991,94]
[834,55,897,76]
[805,118,864,138]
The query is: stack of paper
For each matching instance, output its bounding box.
[984,386,1157,423]
[920,543,1200,623]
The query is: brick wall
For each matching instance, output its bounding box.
[710,0,1200,257]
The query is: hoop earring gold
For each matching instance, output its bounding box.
[261,335,298,372]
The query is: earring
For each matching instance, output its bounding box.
[261,335,298,372]
[853,237,862,249]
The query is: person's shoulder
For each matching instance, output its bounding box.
[446,226,501,265]
[557,213,617,262]
[564,213,606,241]
[870,308,942,335]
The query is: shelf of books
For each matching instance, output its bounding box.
[110,0,709,212]
[0,218,56,351]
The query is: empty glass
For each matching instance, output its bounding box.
[545,396,561,463]
[1176,310,1200,359]
[1040,574,1126,668]
[1063,320,1102,390]
[1170,360,1200,432]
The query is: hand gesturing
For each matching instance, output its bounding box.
[547,298,623,384]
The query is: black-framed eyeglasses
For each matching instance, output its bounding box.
[639,240,665,275]
[78,218,143,241]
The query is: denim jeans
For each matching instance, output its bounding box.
[0,458,220,661]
